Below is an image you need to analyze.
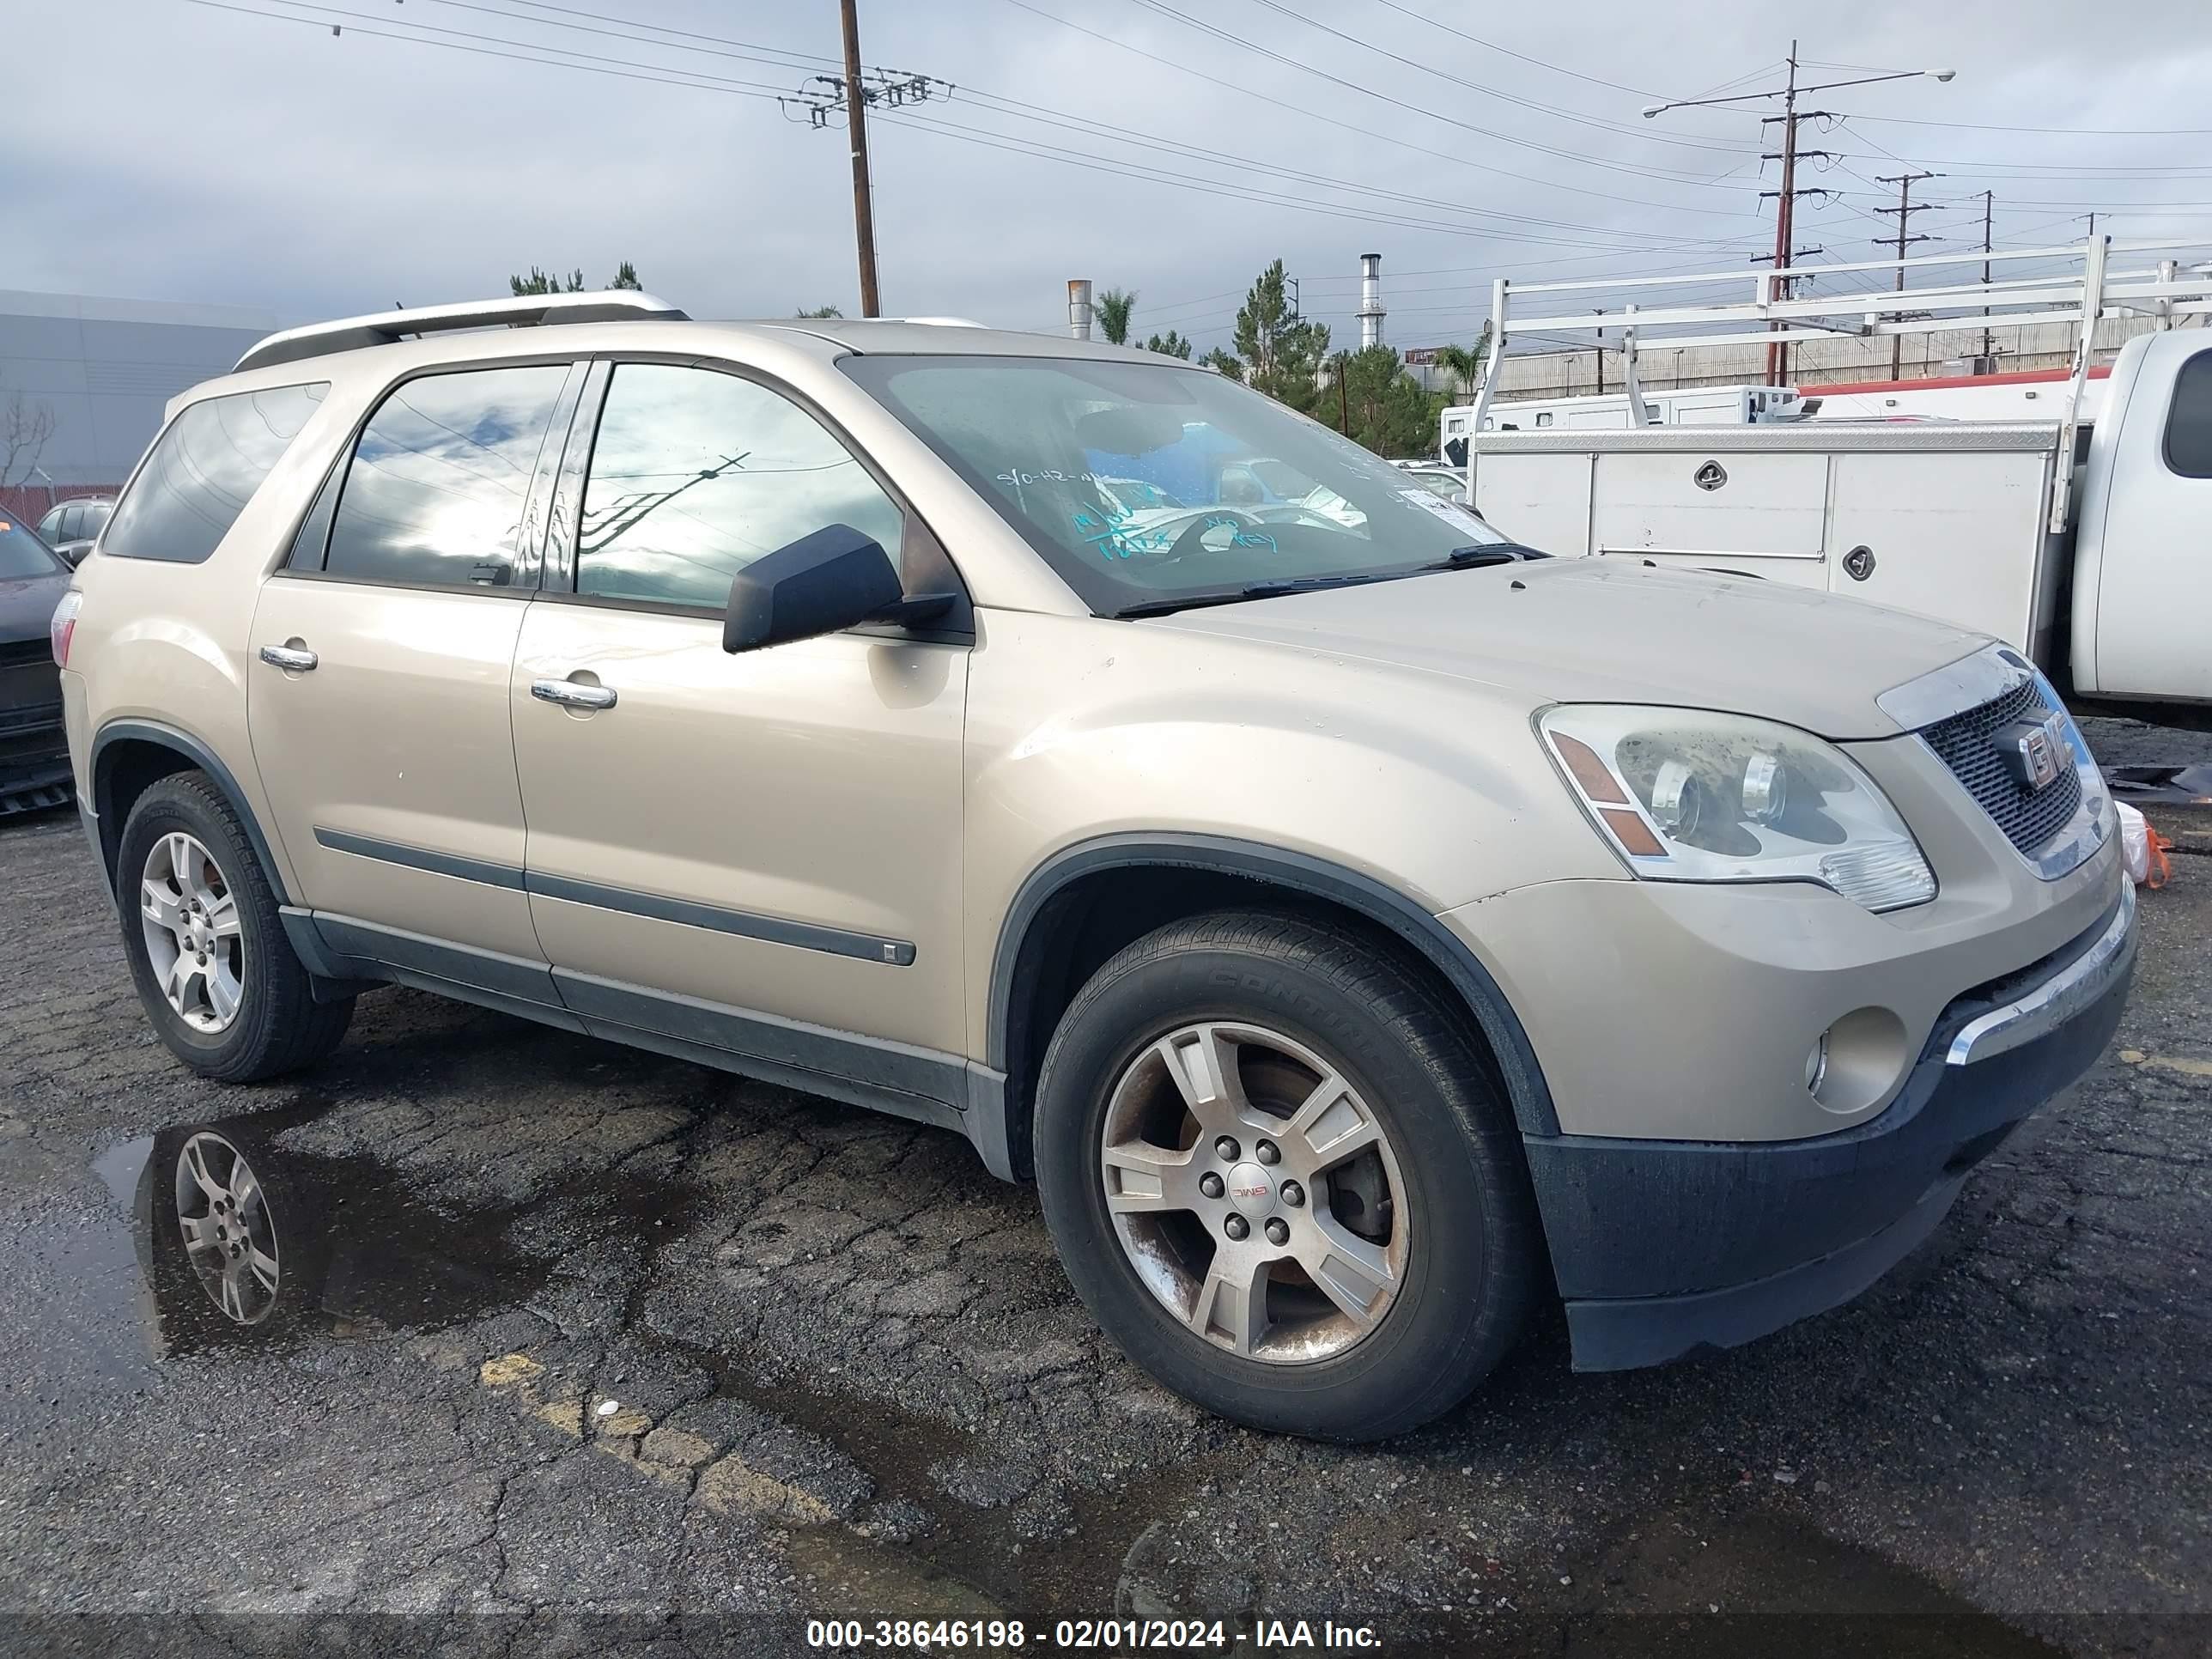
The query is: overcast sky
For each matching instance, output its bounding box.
[9,0,2211,353]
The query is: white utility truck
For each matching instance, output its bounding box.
[1440,384,1805,453]
[1461,237,2212,706]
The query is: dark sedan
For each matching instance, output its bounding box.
[0,512,72,813]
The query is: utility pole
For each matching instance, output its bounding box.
[1874,171,1943,380]
[786,15,951,318]
[1644,50,1954,388]
[1756,46,1841,387]
[1764,43,1800,387]
[1748,246,1825,386]
[838,0,879,317]
[1979,190,1996,368]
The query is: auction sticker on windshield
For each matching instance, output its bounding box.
[1398,488,1486,538]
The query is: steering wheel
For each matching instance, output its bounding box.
[1151,508,1266,565]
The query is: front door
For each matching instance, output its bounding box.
[509,361,969,1060]
[247,361,580,962]
[2089,337,2212,700]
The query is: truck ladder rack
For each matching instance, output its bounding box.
[1464,234,2212,535]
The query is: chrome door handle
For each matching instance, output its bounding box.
[258,643,318,672]
[531,678,617,711]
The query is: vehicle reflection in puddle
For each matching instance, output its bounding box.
[105,1099,552,1359]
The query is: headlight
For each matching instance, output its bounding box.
[1539,705,1936,912]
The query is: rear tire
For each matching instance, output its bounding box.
[117,771,352,1082]
[1034,909,1540,1441]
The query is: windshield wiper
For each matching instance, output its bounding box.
[1428,542,1550,568]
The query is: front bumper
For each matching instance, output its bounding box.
[1528,884,2136,1370]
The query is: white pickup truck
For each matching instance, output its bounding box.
[1462,241,2212,708]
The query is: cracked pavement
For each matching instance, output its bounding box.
[3,728,2208,1656]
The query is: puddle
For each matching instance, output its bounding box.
[91,1135,154,1206]
[71,1097,557,1364]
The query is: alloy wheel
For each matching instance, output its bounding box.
[1097,1021,1409,1364]
[173,1132,281,1324]
[139,831,244,1034]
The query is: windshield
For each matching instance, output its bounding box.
[839,355,1505,613]
[0,513,64,580]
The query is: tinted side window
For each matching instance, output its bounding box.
[102,383,329,563]
[574,364,902,609]
[325,366,569,588]
[58,506,83,541]
[85,501,112,533]
[2164,350,2212,479]
[37,507,65,541]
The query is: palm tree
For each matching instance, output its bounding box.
[1095,287,1137,346]
[1432,337,1490,401]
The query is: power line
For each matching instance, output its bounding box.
[185,0,797,96]
[1364,0,1667,100]
[1241,0,1761,156]
[1117,0,1762,207]
[997,0,1758,220]
[878,109,1742,251]
[900,104,1745,250]
[1847,112,2212,137]
[194,0,1746,263]
[425,0,1765,246]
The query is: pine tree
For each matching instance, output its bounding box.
[1232,260,1328,413]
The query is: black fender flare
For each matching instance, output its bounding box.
[987,832,1560,1139]
[88,718,294,908]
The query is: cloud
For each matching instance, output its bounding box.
[5,0,2209,353]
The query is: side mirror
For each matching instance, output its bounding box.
[56,541,93,568]
[723,524,906,653]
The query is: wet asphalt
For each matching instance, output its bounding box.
[1,717,2207,1657]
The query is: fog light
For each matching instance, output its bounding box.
[1805,1031,1831,1095]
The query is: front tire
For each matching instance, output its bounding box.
[117,771,353,1082]
[1034,910,1540,1441]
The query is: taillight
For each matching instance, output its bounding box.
[51,590,82,668]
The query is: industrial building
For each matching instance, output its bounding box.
[0,288,277,520]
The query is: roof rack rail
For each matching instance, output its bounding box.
[233,290,690,374]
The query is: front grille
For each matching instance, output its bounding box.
[1920,677,2082,856]
[0,638,53,669]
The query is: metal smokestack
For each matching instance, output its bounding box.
[1357,252,1385,349]
[1067,279,1094,340]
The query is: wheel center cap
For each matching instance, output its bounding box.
[1224,1161,1275,1217]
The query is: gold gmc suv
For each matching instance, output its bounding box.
[54,294,2135,1440]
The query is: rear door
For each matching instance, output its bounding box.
[509,359,970,1061]
[247,360,583,967]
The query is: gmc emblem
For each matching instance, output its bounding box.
[1997,714,2068,793]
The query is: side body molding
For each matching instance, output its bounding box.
[988,833,1562,1142]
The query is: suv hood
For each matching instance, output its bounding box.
[1152,557,1986,741]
